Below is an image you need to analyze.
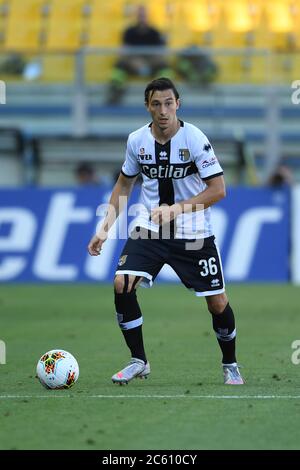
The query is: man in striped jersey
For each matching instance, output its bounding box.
[88,78,244,386]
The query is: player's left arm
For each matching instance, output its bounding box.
[175,174,226,212]
[151,175,225,225]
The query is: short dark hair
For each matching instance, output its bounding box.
[144,77,179,104]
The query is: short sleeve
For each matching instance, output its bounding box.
[121,137,140,178]
[194,139,223,181]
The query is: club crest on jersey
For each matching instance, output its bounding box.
[118,255,128,266]
[139,148,145,155]
[179,149,190,162]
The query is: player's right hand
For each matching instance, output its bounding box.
[87,235,105,256]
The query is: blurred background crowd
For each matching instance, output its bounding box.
[0,0,299,188]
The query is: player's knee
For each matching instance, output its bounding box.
[207,295,228,315]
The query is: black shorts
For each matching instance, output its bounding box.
[115,228,225,297]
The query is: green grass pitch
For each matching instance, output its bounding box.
[0,283,300,450]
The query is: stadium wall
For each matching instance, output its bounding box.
[0,186,292,283]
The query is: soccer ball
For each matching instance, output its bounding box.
[36,349,79,389]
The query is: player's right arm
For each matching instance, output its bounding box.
[87,173,137,256]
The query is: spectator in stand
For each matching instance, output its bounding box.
[75,162,99,186]
[175,45,219,88]
[106,5,172,105]
[267,165,293,187]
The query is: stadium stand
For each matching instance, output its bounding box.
[0,0,299,82]
[0,1,298,52]
[1,80,300,186]
[30,133,249,186]
[1,0,300,186]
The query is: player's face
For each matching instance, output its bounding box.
[146,89,180,132]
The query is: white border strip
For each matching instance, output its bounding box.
[1,394,300,399]
[195,288,225,297]
[291,185,300,285]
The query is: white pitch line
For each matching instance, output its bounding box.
[0,395,300,399]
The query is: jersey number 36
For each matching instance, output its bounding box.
[199,257,218,276]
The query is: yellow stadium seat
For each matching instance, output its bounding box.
[89,0,125,46]
[270,53,294,84]
[90,0,125,21]
[3,0,44,51]
[48,0,86,22]
[262,1,292,51]
[291,53,300,78]
[250,24,272,49]
[247,0,265,27]
[168,27,198,49]
[0,0,8,17]
[290,1,300,33]
[214,55,245,84]
[5,22,41,51]
[41,55,75,82]
[45,26,82,51]
[210,26,230,48]
[0,22,4,43]
[265,0,293,33]
[85,54,115,82]
[147,3,170,30]
[45,0,86,51]
[247,55,270,83]
[166,0,214,48]
[0,5,5,45]
[293,31,300,50]
[7,0,45,22]
[88,22,123,47]
[168,0,221,48]
[180,0,217,32]
[225,0,255,32]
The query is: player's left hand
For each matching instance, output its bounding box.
[151,204,182,225]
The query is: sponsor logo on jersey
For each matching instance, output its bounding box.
[118,255,128,266]
[138,153,152,161]
[203,143,212,152]
[201,157,217,169]
[179,149,190,162]
[139,147,145,155]
[141,163,197,179]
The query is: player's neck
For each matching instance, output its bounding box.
[151,119,180,145]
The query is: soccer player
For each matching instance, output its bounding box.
[88,77,244,386]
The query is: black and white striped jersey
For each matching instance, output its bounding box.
[121,120,223,239]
